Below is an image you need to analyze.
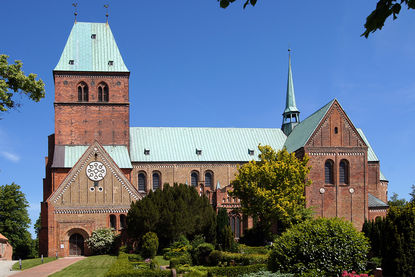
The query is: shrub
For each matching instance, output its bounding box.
[208,250,268,266]
[141,232,159,259]
[239,244,270,255]
[242,271,294,277]
[192,243,214,265]
[177,264,267,276]
[268,218,369,276]
[169,252,192,268]
[86,228,115,255]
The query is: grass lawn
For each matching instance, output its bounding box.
[154,255,169,266]
[12,257,57,270]
[50,255,117,277]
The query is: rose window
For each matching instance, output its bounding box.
[86,161,107,181]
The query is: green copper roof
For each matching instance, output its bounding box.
[52,145,132,168]
[380,171,387,181]
[284,99,334,152]
[284,54,299,114]
[130,127,287,162]
[356,128,379,162]
[55,22,128,72]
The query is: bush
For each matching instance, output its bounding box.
[208,250,268,266]
[86,228,115,255]
[268,218,369,276]
[239,244,270,255]
[192,243,214,265]
[242,271,293,277]
[141,232,159,259]
[169,252,192,268]
[177,264,267,276]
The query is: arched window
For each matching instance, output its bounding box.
[77,82,88,102]
[110,214,116,230]
[138,173,146,192]
[324,160,334,184]
[120,214,127,229]
[98,82,109,102]
[152,172,160,191]
[191,171,199,186]
[230,217,235,234]
[205,172,213,187]
[339,160,349,184]
[235,217,241,238]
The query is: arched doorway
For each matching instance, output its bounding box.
[69,233,84,256]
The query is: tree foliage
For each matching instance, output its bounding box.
[216,208,234,251]
[141,232,159,258]
[231,146,311,233]
[268,218,369,276]
[86,228,116,255]
[217,0,414,38]
[0,183,34,258]
[127,183,217,249]
[0,54,45,112]
[362,0,415,38]
[388,192,407,207]
[363,203,415,276]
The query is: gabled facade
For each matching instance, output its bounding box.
[40,21,388,257]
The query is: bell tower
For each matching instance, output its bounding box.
[281,50,300,136]
[53,22,130,147]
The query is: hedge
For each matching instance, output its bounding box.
[105,253,171,277]
[177,264,267,276]
[208,250,268,266]
[239,244,270,255]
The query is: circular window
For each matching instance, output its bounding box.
[86,161,107,181]
[89,187,95,192]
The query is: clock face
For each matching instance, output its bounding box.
[86,161,107,181]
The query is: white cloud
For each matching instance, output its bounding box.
[1,151,20,163]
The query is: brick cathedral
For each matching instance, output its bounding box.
[39,21,389,257]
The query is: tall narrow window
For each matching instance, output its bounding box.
[120,214,127,229]
[205,172,213,187]
[191,171,199,186]
[110,214,116,230]
[138,173,146,192]
[339,160,349,184]
[97,82,109,102]
[230,217,235,234]
[325,160,334,184]
[77,82,88,102]
[153,172,160,191]
[235,217,241,238]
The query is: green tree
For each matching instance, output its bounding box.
[127,183,217,249]
[0,54,45,112]
[0,183,34,259]
[388,192,407,207]
[141,232,159,259]
[216,208,234,251]
[231,146,312,234]
[268,218,369,276]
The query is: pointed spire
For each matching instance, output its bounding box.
[285,49,299,114]
[281,49,300,136]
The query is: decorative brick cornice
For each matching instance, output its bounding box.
[55,206,130,214]
[132,163,239,169]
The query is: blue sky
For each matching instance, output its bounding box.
[1,1,414,236]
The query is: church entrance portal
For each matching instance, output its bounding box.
[69,233,84,256]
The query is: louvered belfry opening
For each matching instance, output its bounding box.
[339,160,349,184]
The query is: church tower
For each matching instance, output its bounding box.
[281,50,300,136]
[53,22,130,146]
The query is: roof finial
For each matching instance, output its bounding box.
[104,4,109,24]
[72,3,78,23]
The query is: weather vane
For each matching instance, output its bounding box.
[104,4,109,24]
[72,3,78,23]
